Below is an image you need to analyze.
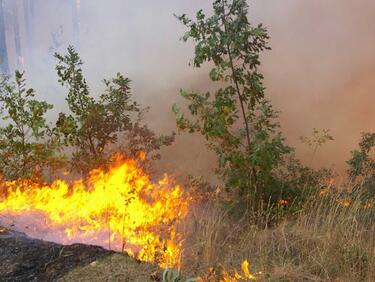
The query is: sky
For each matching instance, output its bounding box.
[4,0,375,178]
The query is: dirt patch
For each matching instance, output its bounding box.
[0,226,114,282]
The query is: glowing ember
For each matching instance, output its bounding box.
[0,155,189,268]
[0,226,6,234]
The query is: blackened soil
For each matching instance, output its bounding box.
[0,227,113,282]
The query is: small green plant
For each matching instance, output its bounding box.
[162,268,197,282]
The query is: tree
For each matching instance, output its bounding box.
[13,3,23,69]
[173,0,290,207]
[347,132,375,199]
[0,71,58,180]
[299,128,334,166]
[23,0,35,66]
[0,0,9,74]
[54,46,174,174]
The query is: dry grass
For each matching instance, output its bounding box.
[59,253,159,282]
[180,193,375,281]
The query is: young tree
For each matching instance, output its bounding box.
[22,0,35,67]
[299,128,334,166]
[0,0,9,74]
[173,0,290,206]
[0,71,58,180]
[347,132,375,199]
[54,46,174,174]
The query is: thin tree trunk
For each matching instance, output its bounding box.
[0,0,9,74]
[12,2,23,69]
[221,2,260,206]
[22,0,34,67]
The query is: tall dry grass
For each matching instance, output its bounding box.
[180,191,375,281]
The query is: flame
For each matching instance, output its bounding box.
[226,260,257,281]
[0,155,189,267]
[364,201,374,209]
[277,199,288,206]
[197,260,258,281]
[337,198,351,208]
[0,226,6,234]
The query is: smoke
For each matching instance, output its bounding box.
[250,0,375,173]
[4,0,375,176]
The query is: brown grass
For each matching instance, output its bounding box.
[59,254,159,282]
[180,192,375,281]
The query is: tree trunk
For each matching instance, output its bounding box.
[22,0,34,67]
[0,0,9,74]
[12,2,23,69]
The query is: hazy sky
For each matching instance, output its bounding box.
[8,0,375,177]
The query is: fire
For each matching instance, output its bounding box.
[197,260,259,281]
[0,226,6,234]
[0,155,189,268]
[277,199,288,206]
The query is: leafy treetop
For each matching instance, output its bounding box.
[55,46,174,174]
[0,71,58,180]
[173,0,290,205]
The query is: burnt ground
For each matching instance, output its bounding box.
[0,226,114,282]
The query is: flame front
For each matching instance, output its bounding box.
[0,155,189,268]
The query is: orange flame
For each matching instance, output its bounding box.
[0,155,189,268]
[197,260,258,281]
[277,199,288,206]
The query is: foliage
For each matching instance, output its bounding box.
[273,154,335,213]
[162,268,197,282]
[300,128,334,148]
[347,132,375,199]
[54,46,174,174]
[0,71,60,180]
[173,0,290,206]
[248,128,336,219]
[300,128,334,166]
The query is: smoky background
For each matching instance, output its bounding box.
[1,0,375,179]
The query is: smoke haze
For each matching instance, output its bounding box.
[3,0,375,177]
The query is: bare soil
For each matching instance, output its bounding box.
[0,226,114,282]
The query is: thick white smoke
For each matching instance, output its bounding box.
[1,0,375,176]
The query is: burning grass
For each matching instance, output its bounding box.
[55,188,375,281]
[0,154,190,268]
[1,154,375,281]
